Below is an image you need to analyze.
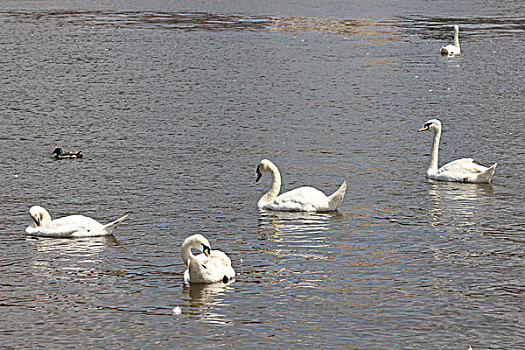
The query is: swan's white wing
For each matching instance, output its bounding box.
[265,186,330,211]
[26,223,84,237]
[186,251,235,284]
[438,158,487,174]
[50,215,105,229]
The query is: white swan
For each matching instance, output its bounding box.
[181,234,235,284]
[418,119,496,183]
[26,205,128,238]
[255,159,346,212]
[440,24,461,56]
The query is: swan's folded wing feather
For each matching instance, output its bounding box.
[188,252,235,283]
[268,186,329,211]
[26,223,83,237]
[51,215,104,229]
[209,250,232,267]
[438,158,487,174]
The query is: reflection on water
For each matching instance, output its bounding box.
[399,15,525,39]
[426,181,495,228]
[28,234,118,254]
[257,210,347,263]
[182,283,233,324]
[258,209,345,237]
[28,235,118,278]
[1,10,406,40]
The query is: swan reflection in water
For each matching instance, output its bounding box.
[181,282,233,324]
[257,209,346,264]
[258,209,346,240]
[28,235,119,277]
[426,180,495,228]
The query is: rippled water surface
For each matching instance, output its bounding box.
[1,0,524,348]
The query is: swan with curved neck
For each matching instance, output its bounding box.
[255,159,346,212]
[25,205,128,238]
[418,119,496,183]
[440,25,461,56]
[181,234,235,284]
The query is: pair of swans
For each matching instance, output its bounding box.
[440,24,461,56]
[419,119,496,183]
[179,160,345,283]
[25,206,233,285]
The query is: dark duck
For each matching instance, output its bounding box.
[52,148,83,160]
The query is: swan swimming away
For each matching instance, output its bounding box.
[418,119,496,183]
[440,25,461,56]
[26,206,128,238]
[255,159,346,212]
[181,234,235,284]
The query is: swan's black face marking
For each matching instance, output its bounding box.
[202,244,211,257]
[256,166,262,182]
[418,123,431,132]
[32,215,41,227]
[222,276,229,283]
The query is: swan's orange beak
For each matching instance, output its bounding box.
[418,125,429,132]
[203,246,211,257]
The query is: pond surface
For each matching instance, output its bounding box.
[0,0,523,348]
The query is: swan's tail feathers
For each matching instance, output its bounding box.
[103,214,128,234]
[479,163,497,183]
[328,181,347,210]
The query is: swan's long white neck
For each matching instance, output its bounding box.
[181,243,196,266]
[454,26,460,49]
[428,126,441,175]
[258,163,281,207]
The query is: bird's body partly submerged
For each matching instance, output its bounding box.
[418,119,496,183]
[52,148,83,159]
[440,25,461,56]
[26,206,128,238]
[181,234,235,284]
[255,159,346,212]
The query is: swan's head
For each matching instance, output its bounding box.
[418,119,442,133]
[52,148,63,155]
[182,234,211,258]
[454,25,459,33]
[28,206,52,227]
[256,159,275,182]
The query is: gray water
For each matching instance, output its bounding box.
[1,0,524,348]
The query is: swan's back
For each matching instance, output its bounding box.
[432,158,496,183]
[185,251,235,284]
[50,215,105,229]
[438,158,484,174]
[263,186,331,212]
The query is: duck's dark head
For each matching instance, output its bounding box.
[52,148,63,155]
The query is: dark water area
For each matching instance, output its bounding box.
[0,0,524,348]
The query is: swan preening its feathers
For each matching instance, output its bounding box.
[181,234,235,284]
[418,119,496,183]
[26,206,128,238]
[255,159,347,212]
[440,25,461,56]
